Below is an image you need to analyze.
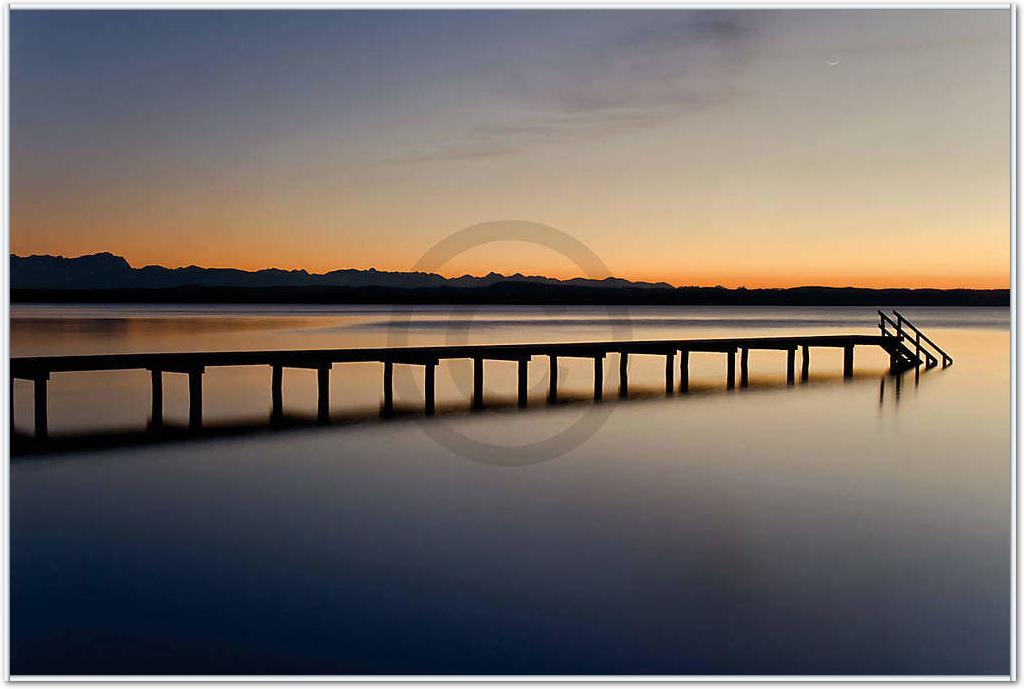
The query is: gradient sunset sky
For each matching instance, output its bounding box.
[11,9,1011,288]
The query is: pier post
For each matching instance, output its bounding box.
[665,352,675,395]
[726,350,736,390]
[843,345,854,379]
[383,361,394,416]
[619,353,629,398]
[317,366,331,424]
[473,358,484,410]
[188,369,203,431]
[786,349,796,385]
[271,365,283,420]
[740,348,749,387]
[801,345,810,382]
[593,357,604,401]
[679,350,689,393]
[33,375,48,439]
[548,356,558,403]
[518,358,528,408]
[150,369,163,427]
[424,363,435,415]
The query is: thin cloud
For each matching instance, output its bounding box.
[386,12,764,165]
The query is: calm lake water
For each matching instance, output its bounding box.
[10,305,1012,675]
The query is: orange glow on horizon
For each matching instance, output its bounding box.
[9,244,1007,291]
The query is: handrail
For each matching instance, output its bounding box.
[877,310,899,333]
[877,312,928,367]
[892,310,953,365]
[876,310,951,368]
[877,311,914,350]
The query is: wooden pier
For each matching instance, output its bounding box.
[10,310,951,439]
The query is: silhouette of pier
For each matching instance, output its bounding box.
[11,310,951,440]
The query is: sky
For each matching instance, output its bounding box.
[10,9,1012,288]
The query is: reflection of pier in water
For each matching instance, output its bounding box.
[879,361,924,408]
[12,310,952,442]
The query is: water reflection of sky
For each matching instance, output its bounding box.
[10,306,1012,675]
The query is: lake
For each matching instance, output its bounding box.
[9,304,1012,675]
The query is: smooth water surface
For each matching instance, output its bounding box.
[10,305,1012,674]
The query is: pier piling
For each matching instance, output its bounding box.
[271,365,283,420]
[548,356,558,403]
[424,363,435,415]
[473,358,484,409]
[726,350,736,390]
[518,358,529,408]
[188,369,203,430]
[665,352,675,395]
[150,369,163,426]
[679,350,689,393]
[619,353,629,398]
[740,348,749,387]
[317,366,331,423]
[787,348,796,385]
[801,345,810,382]
[843,345,854,379]
[383,362,394,416]
[593,357,604,401]
[34,375,48,439]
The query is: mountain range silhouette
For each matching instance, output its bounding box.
[10,252,674,290]
[9,252,1009,306]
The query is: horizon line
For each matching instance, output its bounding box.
[9,250,1010,292]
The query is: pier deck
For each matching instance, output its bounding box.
[10,311,952,439]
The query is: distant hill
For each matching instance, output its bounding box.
[9,252,1009,306]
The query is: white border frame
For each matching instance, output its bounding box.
[0,1,1016,683]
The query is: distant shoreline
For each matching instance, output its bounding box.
[11,285,1010,307]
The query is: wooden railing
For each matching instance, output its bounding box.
[877,310,953,368]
